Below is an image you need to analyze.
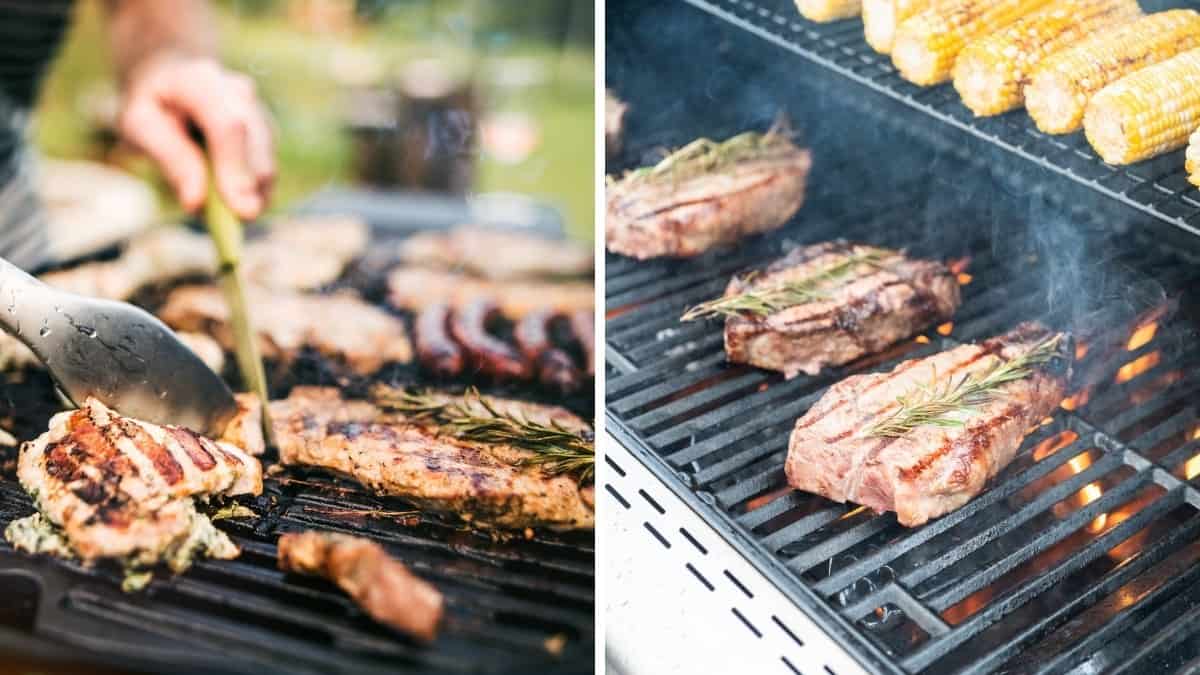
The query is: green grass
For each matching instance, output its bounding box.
[34,2,593,242]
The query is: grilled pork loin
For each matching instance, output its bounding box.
[270,387,594,530]
[387,267,593,318]
[605,125,811,259]
[159,285,413,376]
[719,242,960,378]
[786,323,1071,527]
[399,226,592,281]
[6,398,263,571]
[278,531,444,642]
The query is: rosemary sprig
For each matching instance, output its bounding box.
[373,388,595,483]
[624,120,795,186]
[681,247,890,321]
[867,335,1064,438]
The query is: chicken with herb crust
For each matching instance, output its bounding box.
[6,398,263,586]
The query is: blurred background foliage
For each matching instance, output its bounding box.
[33,0,594,241]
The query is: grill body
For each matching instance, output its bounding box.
[0,190,594,674]
[606,1,1200,672]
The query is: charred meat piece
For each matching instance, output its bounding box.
[606,90,628,159]
[707,241,960,378]
[399,226,592,281]
[7,398,263,569]
[40,215,367,301]
[415,303,466,377]
[515,310,584,393]
[569,309,595,376]
[159,285,413,376]
[270,387,595,530]
[786,323,1071,527]
[606,122,811,259]
[278,531,444,642]
[449,299,532,380]
[387,267,593,319]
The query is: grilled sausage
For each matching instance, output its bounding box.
[415,303,465,377]
[450,298,531,380]
[515,310,583,393]
[569,309,595,376]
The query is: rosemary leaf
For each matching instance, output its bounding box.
[867,335,1064,438]
[681,247,890,321]
[623,122,796,187]
[373,387,595,483]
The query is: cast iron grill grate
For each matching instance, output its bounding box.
[672,0,1200,240]
[0,220,594,675]
[606,195,1200,673]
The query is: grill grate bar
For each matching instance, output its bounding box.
[901,485,1187,672]
[996,516,1200,675]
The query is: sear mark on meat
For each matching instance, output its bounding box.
[270,387,594,530]
[6,398,263,570]
[786,322,1071,527]
[277,530,444,642]
[605,124,811,259]
[723,241,961,378]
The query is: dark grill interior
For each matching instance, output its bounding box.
[607,1,1200,673]
[0,207,594,675]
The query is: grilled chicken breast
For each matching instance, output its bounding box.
[786,323,1071,526]
[387,267,594,319]
[278,530,444,642]
[159,285,413,376]
[398,226,593,281]
[721,242,961,377]
[8,398,263,568]
[605,127,811,259]
[270,387,594,530]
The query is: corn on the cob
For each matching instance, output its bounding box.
[952,0,1140,117]
[1187,126,1200,187]
[1025,10,1200,135]
[1084,49,1200,165]
[796,0,862,22]
[864,0,930,54]
[1180,124,1200,183]
[892,0,1055,86]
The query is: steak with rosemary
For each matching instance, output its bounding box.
[694,241,961,378]
[605,123,811,259]
[786,323,1071,527]
[269,387,594,530]
[6,398,263,579]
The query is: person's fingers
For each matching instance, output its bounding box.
[243,101,277,210]
[164,65,263,218]
[118,98,208,211]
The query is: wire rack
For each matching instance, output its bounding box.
[678,0,1200,239]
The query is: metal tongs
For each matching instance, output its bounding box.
[0,256,238,437]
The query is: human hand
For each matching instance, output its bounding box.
[118,55,274,219]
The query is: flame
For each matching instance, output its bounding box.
[1032,430,1079,461]
[1186,454,1200,481]
[1061,388,1092,411]
[1075,341,1089,360]
[745,485,791,512]
[1115,351,1160,384]
[1127,322,1159,351]
[1041,416,1054,426]
[757,382,769,393]
[957,272,973,285]
[948,257,972,275]
[1062,453,1108,533]
[937,322,954,336]
[915,335,930,344]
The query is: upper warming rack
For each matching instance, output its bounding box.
[679,0,1200,238]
